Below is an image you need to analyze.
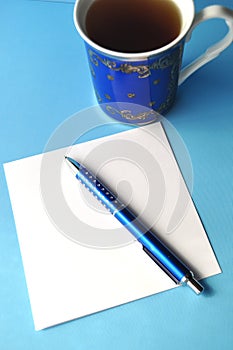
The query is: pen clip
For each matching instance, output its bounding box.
[142,246,179,284]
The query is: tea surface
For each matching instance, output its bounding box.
[86,0,182,53]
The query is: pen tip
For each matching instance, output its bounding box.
[64,156,81,172]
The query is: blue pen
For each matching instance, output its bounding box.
[65,156,204,295]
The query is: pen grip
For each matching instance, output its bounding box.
[76,166,124,214]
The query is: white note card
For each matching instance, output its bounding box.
[4,123,221,330]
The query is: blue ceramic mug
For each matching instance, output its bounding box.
[74,0,233,124]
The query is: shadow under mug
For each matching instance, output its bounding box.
[74,0,233,124]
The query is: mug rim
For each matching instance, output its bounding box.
[73,0,195,61]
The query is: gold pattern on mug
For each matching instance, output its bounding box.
[149,101,156,107]
[105,94,111,100]
[90,65,96,78]
[107,75,114,80]
[88,49,150,78]
[105,105,158,121]
[94,89,102,102]
[127,93,136,98]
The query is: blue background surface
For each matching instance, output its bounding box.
[0,0,233,349]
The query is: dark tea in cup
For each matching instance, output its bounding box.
[85,0,182,53]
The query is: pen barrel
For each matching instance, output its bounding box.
[114,208,191,284]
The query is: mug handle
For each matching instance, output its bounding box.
[179,5,233,85]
